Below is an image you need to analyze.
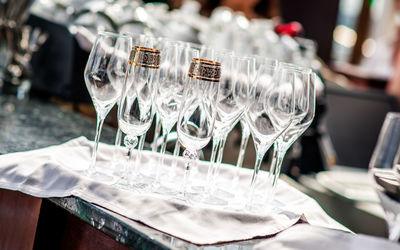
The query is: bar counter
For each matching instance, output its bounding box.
[0,95,262,249]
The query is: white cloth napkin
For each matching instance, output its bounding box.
[254,224,400,250]
[0,137,349,245]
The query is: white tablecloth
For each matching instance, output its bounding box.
[0,137,349,245]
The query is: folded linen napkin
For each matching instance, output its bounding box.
[0,137,349,245]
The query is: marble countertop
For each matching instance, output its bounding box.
[0,95,115,154]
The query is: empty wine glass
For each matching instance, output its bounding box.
[268,65,315,200]
[205,55,253,200]
[169,43,218,168]
[245,59,295,206]
[231,57,258,188]
[151,37,175,153]
[369,113,400,241]
[153,42,199,187]
[176,56,222,200]
[84,31,132,182]
[112,33,150,178]
[118,38,160,188]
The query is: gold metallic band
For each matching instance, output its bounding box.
[133,46,160,53]
[192,58,221,66]
[188,74,221,82]
[129,46,160,69]
[188,58,221,82]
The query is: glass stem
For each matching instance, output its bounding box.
[173,139,180,157]
[135,135,146,171]
[112,128,123,178]
[155,128,170,184]
[115,128,122,147]
[139,135,146,149]
[204,135,228,198]
[126,135,146,186]
[236,127,250,168]
[170,138,180,172]
[216,136,227,165]
[127,146,134,162]
[88,115,105,174]
[182,160,190,199]
[152,115,161,152]
[182,150,197,200]
[127,145,135,186]
[159,129,169,155]
[212,135,227,182]
[248,153,265,205]
[269,146,286,188]
[267,144,287,202]
[112,128,123,162]
[233,127,250,187]
[124,135,138,185]
[207,137,220,184]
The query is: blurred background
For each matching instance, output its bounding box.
[2,0,400,239]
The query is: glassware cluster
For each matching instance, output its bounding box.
[83,31,317,213]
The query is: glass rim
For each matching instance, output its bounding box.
[157,42,200,59]
[262,57,278,65]
[98,31,131,40]
[279,62,312,73]
[122,31,156,40]
[232,55,254,61]
[180,41,204,49]
[251,55,278,65]
[164,40,197,50]
[213,47,235,56]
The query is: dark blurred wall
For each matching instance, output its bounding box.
[280,0,339,63]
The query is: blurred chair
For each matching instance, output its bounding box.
[323,83,399,169]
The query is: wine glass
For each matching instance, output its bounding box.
[231,57,258,188]
[153,42,199,188]
[112,33,151,178]
[169,43,216,169]
[176,56,222,200]
[245,59,295,206]
[151,37,175,153]
[369,112,400,241]
[267,65,315,200]
[117,38,160,188]
[84,31,132,182]
[205,55,253,200]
